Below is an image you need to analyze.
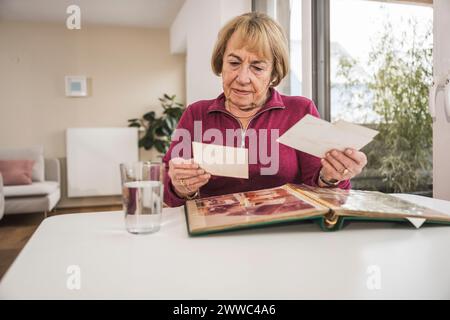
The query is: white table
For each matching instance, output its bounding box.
[1,194,449,299]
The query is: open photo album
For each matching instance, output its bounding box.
[184,184,450,236]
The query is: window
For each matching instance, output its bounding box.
[290,0,303,96]
[254,0,433,193]
[329,0,433,194]
[253,0,311,97]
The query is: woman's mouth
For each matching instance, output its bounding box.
[232,88,252,96]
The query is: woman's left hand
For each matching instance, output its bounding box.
[320,148,367,183]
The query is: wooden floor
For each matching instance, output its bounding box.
[0,205,122,281]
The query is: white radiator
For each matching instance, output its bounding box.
[66,128,139,197]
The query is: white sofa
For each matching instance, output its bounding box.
[0,147,61,216]
[0,174,4,220]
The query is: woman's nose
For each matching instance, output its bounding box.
[236,66,251,84]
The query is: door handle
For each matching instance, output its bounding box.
[429,79,438,118]
[444,77,450,119]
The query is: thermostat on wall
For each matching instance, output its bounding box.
[65,76,88,97]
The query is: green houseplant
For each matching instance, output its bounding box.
[128,94,185,154]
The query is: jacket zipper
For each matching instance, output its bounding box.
[214,107,283,148]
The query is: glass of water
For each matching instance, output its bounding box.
[119,161,164,234]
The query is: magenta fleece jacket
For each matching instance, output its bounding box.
[163,88,350,207]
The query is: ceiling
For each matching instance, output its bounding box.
[0,0,185,28]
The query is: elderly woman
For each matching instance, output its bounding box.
[163,12,367,207]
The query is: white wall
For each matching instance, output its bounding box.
[432,0,450,200]
[0,22,185,160]
[171,0,252,105]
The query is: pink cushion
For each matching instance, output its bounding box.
[0,159,35,186]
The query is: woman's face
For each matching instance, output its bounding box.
[222,32,273,111]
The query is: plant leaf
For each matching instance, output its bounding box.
[143,111,156,122]
[154,140,166,153]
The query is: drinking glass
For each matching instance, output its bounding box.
[119,162,164,234]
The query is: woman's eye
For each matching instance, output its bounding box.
[252,66,263,72]
[229,61,240,66]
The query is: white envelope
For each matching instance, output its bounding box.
[277,114,379,158]
[192,141,249,179]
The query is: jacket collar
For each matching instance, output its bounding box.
[207,88,286,114]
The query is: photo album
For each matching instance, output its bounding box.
[184,184,450,236]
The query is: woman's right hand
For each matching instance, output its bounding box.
[168,157,211,198]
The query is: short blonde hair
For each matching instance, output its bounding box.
[211,12,289,87]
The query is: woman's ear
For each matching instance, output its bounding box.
[270,71,278,87]
[270,77,277,87]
